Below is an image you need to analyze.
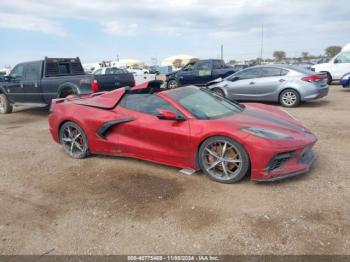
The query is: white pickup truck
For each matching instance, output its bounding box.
[312,51,350,84]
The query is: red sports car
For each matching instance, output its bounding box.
[48,81,317,183]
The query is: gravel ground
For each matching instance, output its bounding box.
[0,85,349,255]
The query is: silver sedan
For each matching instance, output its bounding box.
[206,64,329,107]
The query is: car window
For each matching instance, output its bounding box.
[24,62,41,81]
[335,52,350,63]
[120,94,182,116]
[167,86,243,120]
[233,68,262,79]
[196,61,211,70]
[260,67,284,77]
[94,69,102,75]
[213,60,225,69]
[182,63,195,71]
[10,64,24,79]
[106,68,126,74]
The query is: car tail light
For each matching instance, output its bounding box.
[91,79,99,92]
[302,75,322,83]
[131,79,136,87]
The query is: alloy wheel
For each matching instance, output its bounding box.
[61,125,87,158]
[202,140,243,181]
[282,91,297,106]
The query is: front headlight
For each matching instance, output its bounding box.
[241,127,292,140]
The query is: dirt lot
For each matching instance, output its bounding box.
[0,85,349,255]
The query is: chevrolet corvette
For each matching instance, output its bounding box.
[49,81,317,183]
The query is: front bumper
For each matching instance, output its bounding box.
[253,150,316,182]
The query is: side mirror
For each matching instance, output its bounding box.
[230,76,240,81]
[156,109,185,121]
[334,59,340,64]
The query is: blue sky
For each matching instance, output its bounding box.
[0,0,349,67]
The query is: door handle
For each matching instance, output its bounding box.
[249,82,255,85]
[279,79,286,82]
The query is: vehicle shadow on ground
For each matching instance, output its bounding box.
[12,106,49,116]
[297,100,330,108]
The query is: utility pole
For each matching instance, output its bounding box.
[221,44,224,60]
[260,24,264,64]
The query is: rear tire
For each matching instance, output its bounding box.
[279,89,300,107]
[0,94,13,114]
[60,88,78,98]
[59,121,89,159]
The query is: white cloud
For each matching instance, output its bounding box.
[0,12,67,37]
[101,21,138,36]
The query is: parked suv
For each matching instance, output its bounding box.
[0,57,135,114]
[312,51,350,84]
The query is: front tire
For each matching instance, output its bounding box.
[59,122,89,159]
[198,136,250,184]
[167,79,179,89]
[0,94,13,114]
[279,89,300,107]
[212,88,225,97]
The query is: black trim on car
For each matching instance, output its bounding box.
[97,117,135,139]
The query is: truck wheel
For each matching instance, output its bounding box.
[60,88,78,98]
[167,79,178,89]
[0,94,13,114]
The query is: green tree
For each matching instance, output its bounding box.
[189,58,199,64]
[301,52,309,60]
[273,50,287,62]
[325,46,342,58]
[172,59,183,68]
[228,59,238,64]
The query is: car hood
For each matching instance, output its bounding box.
[217,103,313,139]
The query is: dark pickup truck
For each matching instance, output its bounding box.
[165,59,235,89]
[0,57,135,114]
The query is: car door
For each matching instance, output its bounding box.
[225,68,263,101]
[195,60,213,85]
[22,61,43,103]
[176,63,196,86]
[6,64,26,102]
[250,67,288,101]
[331,52,350,79]
[113,93,192,167]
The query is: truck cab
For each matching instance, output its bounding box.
[166,59,235,89]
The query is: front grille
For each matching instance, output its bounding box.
[265,151,295,172]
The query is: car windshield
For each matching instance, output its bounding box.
[166,86,243,120]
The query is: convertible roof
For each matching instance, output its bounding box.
[73,80,163,109]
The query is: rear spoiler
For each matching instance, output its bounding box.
[53,92,107,104]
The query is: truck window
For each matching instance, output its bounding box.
[45,59,85,77]
[94,69,102,75]
[24,62,41,81]
[10,64,24,79]
[196,61,211,70]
